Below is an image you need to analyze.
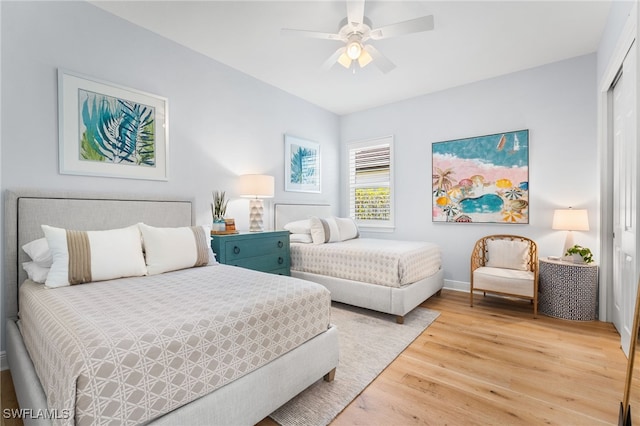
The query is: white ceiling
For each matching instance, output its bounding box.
[91,0,612,115]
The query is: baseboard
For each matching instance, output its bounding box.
[443,279,469,292]
[1,351,7,370]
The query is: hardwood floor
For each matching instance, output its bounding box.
[332,289,625,425]
[2,290,628,425]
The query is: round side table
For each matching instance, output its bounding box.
[538,257,598,321]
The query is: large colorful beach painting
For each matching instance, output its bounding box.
[432,130,529,224]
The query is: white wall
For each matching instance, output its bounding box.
[340,54,599,290]
[0,1,340,355]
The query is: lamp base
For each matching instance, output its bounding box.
[561,231,575,259]
[249,199,264,232]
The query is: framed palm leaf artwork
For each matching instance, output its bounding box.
[284,134,321,193]
[58,69,168,180]
[432,129,529,224]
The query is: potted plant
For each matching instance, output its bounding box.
[212,191,228,232]
[565,244,594,264]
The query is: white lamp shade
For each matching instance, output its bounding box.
[238,174,275,198]
[552,208,589,231]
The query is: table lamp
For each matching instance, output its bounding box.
[239,174,275,232]
[552,208,589,258]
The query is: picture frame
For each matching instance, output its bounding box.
[58,69,169,180]
[284,134,321,193]
[432,129,529,224]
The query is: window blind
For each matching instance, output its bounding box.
[347,137,393,225]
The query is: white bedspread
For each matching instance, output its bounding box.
[18,265,331,425]
[290,238,441,287]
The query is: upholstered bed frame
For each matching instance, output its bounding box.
[4,190,339,425]
[274,203,444,323]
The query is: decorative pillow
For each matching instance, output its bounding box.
[309,217,340,244]
[42,224,147,288]
[486,239,529,271]
[22,262,50,284]
[139,223,215,275]
[290,233,313,244]
[22,237,52,268]
[333,217,359,241]
[283,219,312,235]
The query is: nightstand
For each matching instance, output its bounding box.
[211,230,290,276]
[538,257,598,321]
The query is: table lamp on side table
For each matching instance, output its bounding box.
[238,174,275,232]
[552,207,589,259]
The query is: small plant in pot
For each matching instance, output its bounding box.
[212,191,228,232]
[565,244,594,264]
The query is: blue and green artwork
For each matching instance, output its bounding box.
[432,129,529,224]
[79,89,155,166]
[290,144,318,185]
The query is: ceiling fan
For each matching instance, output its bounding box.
[281,0,434,74]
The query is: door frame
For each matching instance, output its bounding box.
[599,3,638,323]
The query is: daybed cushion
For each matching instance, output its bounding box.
[18,265,331,425]
[42,224,147,288]
[473,266,535,297]
[485,239,529,271]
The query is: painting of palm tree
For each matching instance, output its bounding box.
[80,89,155,166]
[285,135,321,193]
[58,70,168,181]
[432,130,529,224]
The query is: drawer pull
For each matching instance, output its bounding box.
[233,246,240,255]
[277,241,284,248]
[278,257,284,265]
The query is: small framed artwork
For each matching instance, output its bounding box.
[58,69,169,180]
[284,134,321,193]
[432,129,529,224]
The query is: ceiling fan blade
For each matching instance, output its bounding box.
[281,28,342,41]
[370,15,434,40]
[322,47,347,70]
[364,44,396,74]
[346,0,365,25]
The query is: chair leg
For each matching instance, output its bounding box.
[470,290,474,307]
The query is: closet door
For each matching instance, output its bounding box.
[613,42,638,356]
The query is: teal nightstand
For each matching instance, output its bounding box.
[211,230,291,276]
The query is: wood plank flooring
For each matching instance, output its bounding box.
[331,289,626,425]
[2,290,629,425]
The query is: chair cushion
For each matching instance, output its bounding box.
[473,266,534,298]
[486,239,529,271]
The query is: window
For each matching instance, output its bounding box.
[347,136,394,229]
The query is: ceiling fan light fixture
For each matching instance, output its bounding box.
[337,52,352,69]
[357,48,373,68]
[346,40,362,60]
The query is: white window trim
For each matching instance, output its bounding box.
[345,135,395,232]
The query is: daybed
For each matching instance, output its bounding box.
[274,204,444,324]
[5,190,339,426]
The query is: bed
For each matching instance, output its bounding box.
[274,204,444,324]
[4,190,339,426]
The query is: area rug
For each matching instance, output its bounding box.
[269,302,440,426]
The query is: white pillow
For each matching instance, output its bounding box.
[290,233,313,244]
[283,219,312,235]
[309,217,340,244]
[486,239,529,271]
[22,262,50,284]
[139,223,215,275]
[42,224,147,288]
[333,217,359,241]
[22,237,52,267]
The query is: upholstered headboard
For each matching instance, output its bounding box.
[274,203,332,230]
[4,190,195,320]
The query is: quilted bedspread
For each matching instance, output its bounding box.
[18,265,331,425]
[290,238,441,287]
